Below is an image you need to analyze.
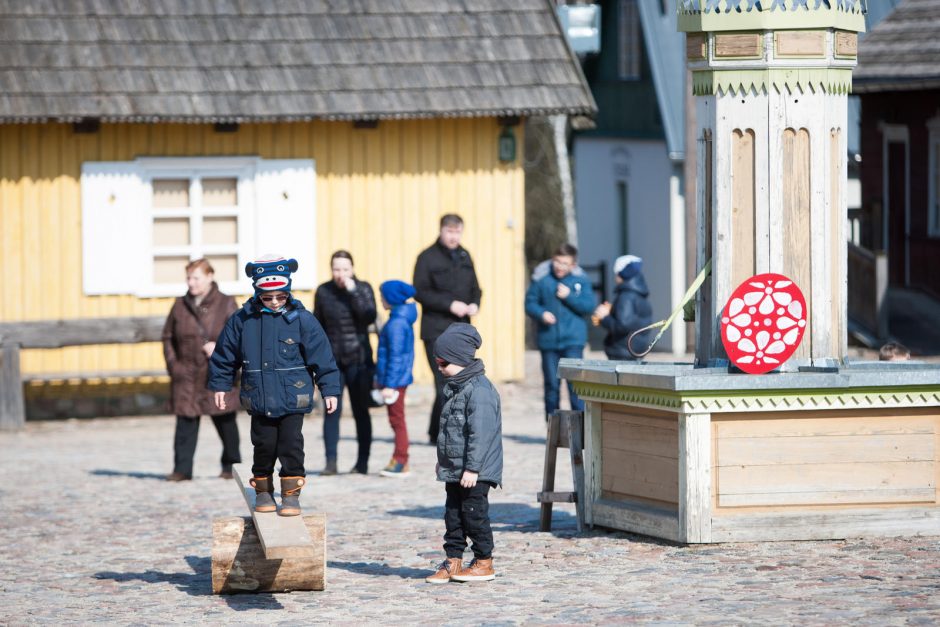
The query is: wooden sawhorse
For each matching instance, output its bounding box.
[211,464,326,594]
[537,409,585,532]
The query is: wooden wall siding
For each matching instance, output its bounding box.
[829,128,843,358]
[0,121,525,383]
[731,129,756,289]
[781,127,812,361]
[686,33,706,60]
[775,31,825,58]
[714,33,762,58]
[600,407,679,506]
[834,31,858,58]
[713,411,939,509]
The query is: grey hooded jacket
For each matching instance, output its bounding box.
[436,363,503,486]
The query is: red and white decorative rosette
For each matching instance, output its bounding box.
[720,273,807,374]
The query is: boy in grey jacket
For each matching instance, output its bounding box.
[425,323,503,584]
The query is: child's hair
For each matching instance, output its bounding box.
[553,243,578,259]
[879,342,910,361]
[185,258,214,274]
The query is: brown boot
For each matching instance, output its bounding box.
[248,476,277,513]
[279,476,305,517]
[450,557,495,582]
[425,557,463,584]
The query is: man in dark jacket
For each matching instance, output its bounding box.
[593,254,653,360]
[412,214,482,444]
[424,323,502,585]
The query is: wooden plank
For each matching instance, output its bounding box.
[709,507,940,543]
[782,127,812,360]
[829,128,844,359]
[679,413,711,543]
[0,344,25,431]
[834,31,858,57]
[0,316,164,349]
[775,31,825,57]
[714,33,762,58]
[211,515,326,594]
[717,433,935,466]
[538,412,561,532]
[232,464,315,560]
[537,491,576,503]
[602,449,678,504]
[714,413,936,438]
[686,33,706,60]
[566,411,586,532]
[731,128,755,289]
[601,420,678,459]
[584,402,601,528]
[592,499,680,542]
[718,487,936,507]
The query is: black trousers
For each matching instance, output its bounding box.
[423,340,447,443]
[444,481,495,560]
[172,412,240,478]
[323,360,374,471]
[250,413,305,477]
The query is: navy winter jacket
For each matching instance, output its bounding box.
[375,302,417,389]
[524,262,596,351]
[602,273,654,360]
[208,298,341,418]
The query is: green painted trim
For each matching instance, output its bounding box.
[572,381,940,413]
[692,68,854,96]
[677,1,866,33]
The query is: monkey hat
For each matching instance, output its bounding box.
[245,255,299,296]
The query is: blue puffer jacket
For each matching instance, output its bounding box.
[603,273,654,360]
[375,302,417,389]
[524,262,596,351]
[208,298,341,418]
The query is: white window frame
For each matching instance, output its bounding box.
[928,115,940,238]
[138,156,257,297]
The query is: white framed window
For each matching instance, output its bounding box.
[81,156,316,297]
[928,116,940,237]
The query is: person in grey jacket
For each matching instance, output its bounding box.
[424,323,503,585]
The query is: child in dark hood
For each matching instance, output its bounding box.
[209,255,341,517]
[593,254,653,360]
[425,323,503,584]
[374,280,418,478]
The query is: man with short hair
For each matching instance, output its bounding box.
[413,214,482,444]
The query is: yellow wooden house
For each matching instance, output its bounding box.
[0,1,595,404]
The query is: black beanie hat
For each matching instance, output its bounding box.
[433,323,482,367]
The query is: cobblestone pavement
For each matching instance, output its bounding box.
[1,352,938,625]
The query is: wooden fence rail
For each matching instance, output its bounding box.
[0,316,164,431]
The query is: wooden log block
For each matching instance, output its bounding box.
[0,344,25,431]
[231,464,315,559]
[211,515,326,594]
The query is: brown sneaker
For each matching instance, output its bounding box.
[450,558,495,582]
[219,470,234,480]
[166,472,191,482]
[425,557,463,584]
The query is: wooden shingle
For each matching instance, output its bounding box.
[0,0,595,122]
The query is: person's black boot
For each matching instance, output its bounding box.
[249,476,277,513]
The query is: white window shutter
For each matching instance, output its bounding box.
[253,160,317,289]
[80,162,147,295]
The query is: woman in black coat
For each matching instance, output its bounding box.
[593,255,653,360]
[313,250,377,475]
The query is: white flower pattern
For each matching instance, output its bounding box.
[721,275,807,373]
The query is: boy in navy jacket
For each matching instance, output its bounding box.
[209,255,340,516]
[374,280,418,477]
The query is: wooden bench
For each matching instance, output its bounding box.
[0,316,166,430]
[211,464,326,594]
[537,409,586,532]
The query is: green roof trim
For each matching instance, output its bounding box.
[692,68,854,95]
[677,0,866,33]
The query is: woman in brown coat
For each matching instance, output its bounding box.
[163,258,241,481]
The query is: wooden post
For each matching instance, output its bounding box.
[538,412,562,532]
[678,412,712,543]
[566,412,585,533]
[211,515,326,594]
[0,344,25,431]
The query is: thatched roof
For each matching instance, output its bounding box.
[854,0,940,93]
[0,0,596,123]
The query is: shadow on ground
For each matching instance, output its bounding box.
[94,556,287,609]
[389,502,579,534]
[328,560,430,579]
[89,469,168,480]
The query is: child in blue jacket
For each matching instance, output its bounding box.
[374,280,418,477]
[524,243,595,416]
[209,255,340,516]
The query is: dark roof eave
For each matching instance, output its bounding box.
[852,77,940,94]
